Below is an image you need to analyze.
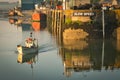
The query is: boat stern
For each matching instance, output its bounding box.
[17,45,23,54]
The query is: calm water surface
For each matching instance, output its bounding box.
[0,17,120,80]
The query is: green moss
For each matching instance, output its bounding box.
[65,18,72,24]
[65,52,72,59]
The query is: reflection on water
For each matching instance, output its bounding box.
[32,22,40,31]
[0,13,120,80]
[59,39,120,77]
[17,52,38,68]
[9,18,23,26]
[8,18,46,31]
[63,39,88,50]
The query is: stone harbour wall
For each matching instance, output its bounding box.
[63,28,89,40]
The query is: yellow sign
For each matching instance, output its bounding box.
[73,12,95,16]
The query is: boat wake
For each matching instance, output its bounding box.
[38,43,57,53]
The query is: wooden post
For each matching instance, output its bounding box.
[52,10,54,34]
[54,10,57,35]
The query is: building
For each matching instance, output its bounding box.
[19,0,43,10]
[62,0,91,10]
[100,0,119,5]
[112,0,118,5]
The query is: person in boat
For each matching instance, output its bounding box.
[25,32,35,48]
[25,38,36,48]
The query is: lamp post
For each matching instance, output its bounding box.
[101,6,107,70]
[102,6,107,39]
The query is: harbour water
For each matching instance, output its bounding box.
[0,5,120,80]
[0,2,18,10]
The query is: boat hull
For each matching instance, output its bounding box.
[17,46,38,55]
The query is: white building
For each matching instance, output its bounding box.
[62,0,91,10]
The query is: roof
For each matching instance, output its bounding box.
[21,0,43,3]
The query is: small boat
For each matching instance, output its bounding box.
[8,7,24,17]
[32,10,41,22]
[17,33,38,55]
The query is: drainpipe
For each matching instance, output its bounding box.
[63,0,66,10]
[102,6,107,39]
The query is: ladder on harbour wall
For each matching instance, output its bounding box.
[47,10,64,45]
[47,10,120,40]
